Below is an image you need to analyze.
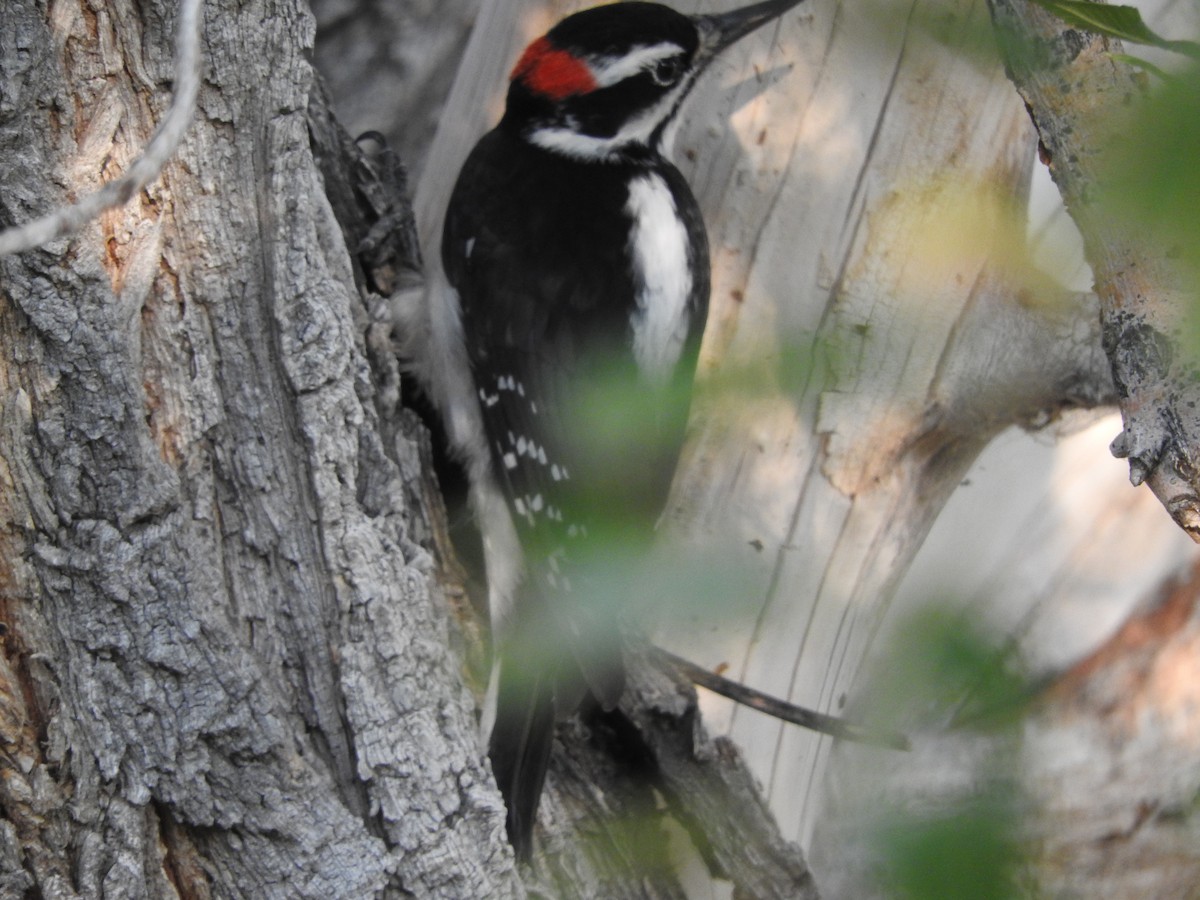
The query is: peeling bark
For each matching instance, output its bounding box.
[511,648,817,898]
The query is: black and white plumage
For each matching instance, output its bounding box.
[425,0,803,858]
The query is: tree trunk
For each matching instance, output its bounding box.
[0,0,519,894]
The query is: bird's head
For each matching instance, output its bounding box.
[503,0,802,162]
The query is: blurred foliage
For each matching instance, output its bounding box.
[874,787,1024,900]
[1102,61,1200,349]
[1025,0,1200,58]
[860,605,1031,898]
[1010,0,1200,313]
[870,605,1030,734]
[827,5,1199,897]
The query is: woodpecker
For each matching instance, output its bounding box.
[426,0,802,858]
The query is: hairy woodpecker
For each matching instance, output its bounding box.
[429,0,802,858]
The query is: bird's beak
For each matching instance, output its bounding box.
[692,0,804,67]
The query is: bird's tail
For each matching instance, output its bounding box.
[488,655,556,860]
[485,570,625,859]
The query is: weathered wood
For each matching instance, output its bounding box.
[811,0,1200,890]
[654,0,1111,851]
[809,417,1199,897]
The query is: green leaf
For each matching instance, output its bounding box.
[1029,0,1160,45]
[1108,52,1171,81]
[1026,0,1200,59]
[876,792,1023,900]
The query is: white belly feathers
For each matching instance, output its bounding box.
[625,172,692,385]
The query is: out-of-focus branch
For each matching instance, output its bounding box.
[987,0,1200,541]
[657,647,911,750]
[0,0,203,256]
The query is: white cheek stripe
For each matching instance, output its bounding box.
[526,76,694,161]
[626,173,692,383]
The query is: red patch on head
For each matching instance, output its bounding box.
[511,37,597,100]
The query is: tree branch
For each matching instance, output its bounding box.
[0,0,202,256]
[988,0,1200,540]
[534,643,819,898]
[656,647,912,750]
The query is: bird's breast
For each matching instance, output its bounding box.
[624,171,694,385]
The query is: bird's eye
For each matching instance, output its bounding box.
[650,56,685,87]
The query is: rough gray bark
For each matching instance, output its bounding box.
[0,0,519,895]
[312,0,1200,893]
